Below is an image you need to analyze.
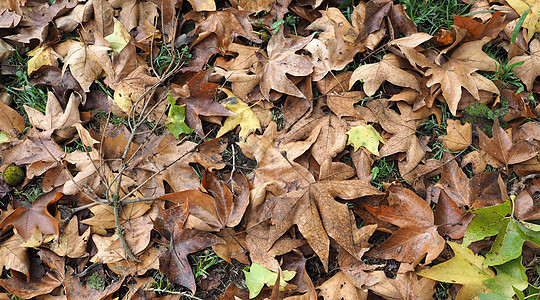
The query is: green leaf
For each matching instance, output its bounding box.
[483,257,528,298]
[478,293,511,300]
[484,218,526,266]
[167,93,193,138]
[243,263,296,299]
[463,200,511,247]
[346,124,385,155]
[517,221,540,246]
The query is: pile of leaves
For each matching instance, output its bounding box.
[0,0,539,299]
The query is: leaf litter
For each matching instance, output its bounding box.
[0,0,539,299]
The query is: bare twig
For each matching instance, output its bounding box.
[509,173,540,196]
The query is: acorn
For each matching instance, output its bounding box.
[2,165,25,186]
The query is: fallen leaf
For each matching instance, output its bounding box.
[508,39,540,91]
[316,271,367,300]
[24,92,81,142]
[0,235,30,279]
[442,119,472,151]
[0,249,64,299]
[0,101,25,137]
[417,241,495,300]
[349,53,420,96]
[0,191,60,241]
[243,262,296,298]
[63,42,114,92]
[216,88,261,140]
[258,26,314,99]
[505,0,540,42]
[347,124,385,156]
[364,185,445,264]
[49,216,90,258]
[479,119,538,166]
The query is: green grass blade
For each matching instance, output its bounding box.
[511,6,531,44]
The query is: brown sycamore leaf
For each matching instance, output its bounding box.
[425,38,499,115]
[64,266,124,300]
[0,101,25,137]
[349,53,420,96]
[508,39,540,91]
[0,191,61,241]
[364,186,445,264]
[49,216,89,258]
[63,42,114,92]
[0,235,30,279]
[479,119,538,167]
[24,92,80,142]
[258,26,314,99]
[262,177,383,271]
[0,249,64,299]
[317,271,366,300]
[453,12,506,41]
[154,196,225,292]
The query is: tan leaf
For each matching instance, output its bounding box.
[63,42,113,92]
[443,119,472,151]
[349,53,420,96]
[508,39,540,91]
[49,217,89,258]
[258,27,314,99]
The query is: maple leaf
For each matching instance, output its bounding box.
[0,235,30,279]
[364,186,445,264]
[105,18,131,53]
[356,99,428,175]
[216,88,261,140]
[347,124,385,156]
[178,70,234,137]
[258,26,314,99]
[263,177,383,271]
[453,12,506,42]
[506,0,540,42]
[188,0,215,11]
[49,217,89,258]
[349,53,420,96]
[63,42,114,92]
[0,191,60,241]
[418,241,495,300]
[153,199,224,292]
[24,92,80,142]
[479,119,538,167]
[0,250,64,299]
[112,66,159,115]
[425,37,499,115]
[0,101,25,138]
[482,257,529,298]
[508,39,540,91]
[190,8,261,55]
[26,45,59,75]
[63,267,124,300]
[316,271,365,300]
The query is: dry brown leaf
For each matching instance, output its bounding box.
[479,119,538,167]
[258,27,314,99]
[508,39,540,91]
[63,42,114,92]
[0,101,25,137]
[443,119,472,151]
[349,53,420,96]
[364,186,445,264]
[49,217,89,258]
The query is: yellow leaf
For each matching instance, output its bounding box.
[418,241,495,300]
[105,18,131,53]
[346,124,384,155]
[27,45,59,74]
[506,0,540,42]
[216,88,261,140]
